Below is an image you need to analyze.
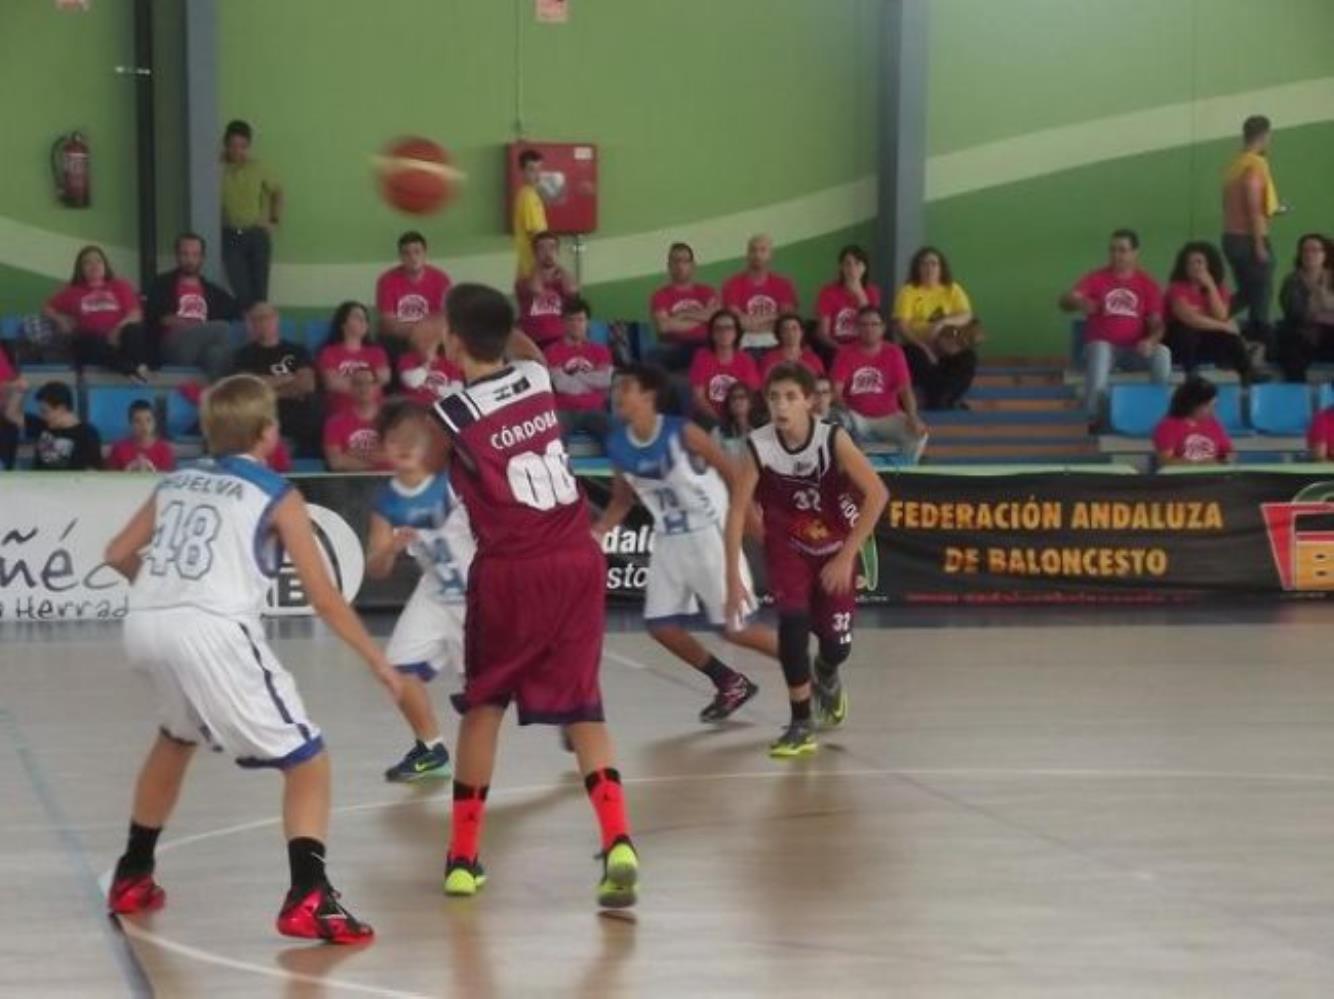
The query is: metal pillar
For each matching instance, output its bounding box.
[183,0,221,281]
[875,0,929,297]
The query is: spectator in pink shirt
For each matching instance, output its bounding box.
[106,400,176,472]
[516,231,578,350]
[376,230,451,368]
[545,296,613,443]
[689,309,761,423]
[317,301,391,414]
[831,306,927,463]
[323,366,389,472]
[1163,241,1254,383]
[649,242,719,371]
[721,234,799,351]
[1153,376,1233,467]
[761,314,825,380]
[43,245,150,381]
[814,245,881,357]
[1060,228,1171,427]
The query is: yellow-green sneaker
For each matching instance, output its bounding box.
[443,857,487,897]
[597,837,639,909]
[768,720,817,759]
[814,680,848,729]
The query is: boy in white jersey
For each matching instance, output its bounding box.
[103,374,401,944]
[594,364,778,720]
[367,399,475,782]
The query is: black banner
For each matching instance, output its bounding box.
[288,471,1334,610]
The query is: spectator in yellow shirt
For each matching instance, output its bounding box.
[892,247,983,410]
[220,120,282,310]
[513,149,549,278]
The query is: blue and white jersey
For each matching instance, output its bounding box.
[371,474,475,602]
[605,415,728,537]
[130,455,290,621]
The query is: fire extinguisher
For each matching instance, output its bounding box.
[51,132,91,208]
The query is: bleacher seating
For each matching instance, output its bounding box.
[165,390,201,442]
[303,319,331,351]
[86,386,157,441]
[1215,384,1246,435]
[1109,384,1170,437]
[1250,383,1313,436]
[0,314,20,340]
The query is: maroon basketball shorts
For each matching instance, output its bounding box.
[765,543,855,647]
[453,543,607,725]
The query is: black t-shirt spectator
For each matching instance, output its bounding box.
[32,423,102,471]
[233,339,313,380]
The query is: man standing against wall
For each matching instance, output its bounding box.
[1222,115,1282,356]
[512,149,548,279]
[221,119,283,310]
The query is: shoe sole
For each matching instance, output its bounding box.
[698,681,760,724]
[384,764,453,783]
[599,855,639,909]
[768,741,818,759]
[277,920,375,945]
[444,873,487,897]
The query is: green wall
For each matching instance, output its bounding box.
[2,0,1331,359]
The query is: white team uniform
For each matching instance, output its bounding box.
[605,415,753,626]
[124,455,321,769]
[373,474,475,680]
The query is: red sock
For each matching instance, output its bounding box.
[584,768,630,852]
[449,782,488,862]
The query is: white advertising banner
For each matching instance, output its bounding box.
[0,474,364,621]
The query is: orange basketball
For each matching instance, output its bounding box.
[376,137,463,215]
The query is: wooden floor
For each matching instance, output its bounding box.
[5,607,1334,997]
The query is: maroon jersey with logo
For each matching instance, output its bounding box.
[432,361,589,559]
[748,420,858,557]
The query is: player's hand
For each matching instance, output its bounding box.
[372,658,405,703]
[392,527,418,551]
[820,550,857,596]
[724,574,749,629]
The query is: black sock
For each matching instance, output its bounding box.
[288,837,326,894]
[790,698,812,723]
[699,656,736,690]
[115,821,161,879]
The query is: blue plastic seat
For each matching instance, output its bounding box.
[0,314,20,340]
[588,320,611,347]
[86,386,157,442]
[1214,384,1246,434]
[1249,383,1312,436]
[1318,383,1334,411]
[1108,384,1170,437]
[303,319,331,351]
[166,391,201,441]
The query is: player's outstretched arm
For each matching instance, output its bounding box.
[821,429,889,595]
[272,491,403,702]
[685,423,763,537]
[104,496,157,582]
[724,447,760,623]
[591,473,637,539]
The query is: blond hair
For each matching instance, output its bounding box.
[202,374,277,456]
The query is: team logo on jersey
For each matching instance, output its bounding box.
[849,367,885,396]
[746,295,778,316]
[1103,287,1141,318]
[396,293,430,322]
[266,504,365,617]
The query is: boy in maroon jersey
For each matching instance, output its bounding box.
[429,284,638,908]
[724,362,888,757]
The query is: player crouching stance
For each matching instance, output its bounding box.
[594,364,777,721]
[725,362,888,758]
[104,374,402,944]
[367,400,475,782]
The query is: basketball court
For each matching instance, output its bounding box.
[6,606,1334,997]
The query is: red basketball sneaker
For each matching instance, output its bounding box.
[107,872,166,915]
[276,883,375,945]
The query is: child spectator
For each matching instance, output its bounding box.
[0,345,24,470]
[1153,376,1233,466]
[43,245,150,381]
[815,245,881,355]
[1307,388,1334,461]
[516,231,578,350]
[649,242,719,371]
[31,381,102,471]
[317,301,390,414]
[831,306,928,463]
[761,314,825,380]
[893,246,983,410]
[396,317,462,405]
[1163,241,1254,382]
[232,302,322,457]
[812,374,844,427]
[545,296,613,441]
[107,400,176,472]
[375,231,451,366]
[712,381,766,462]
[722,234,799,351]
[512,148,548,279]
[689,310,761,423]
[323,367,389,472]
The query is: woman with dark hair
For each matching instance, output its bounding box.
[712,380,767,462]
[815,245,881,356]
[760,314,825,380]
[892,246,982,409]
[688,309,760,422]
[317,301,390,413]
[42,245,150,380]
[1163,241,1253,381]
[1276,233,1334,382]
[1152,375,1233,466]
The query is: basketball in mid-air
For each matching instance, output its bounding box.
[375,136,464,215]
